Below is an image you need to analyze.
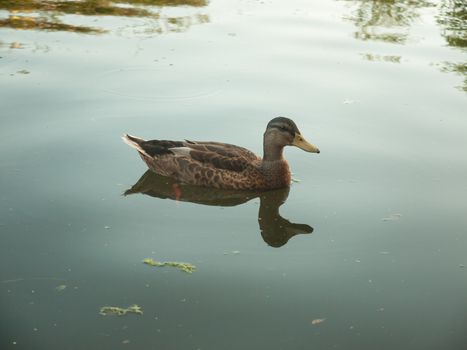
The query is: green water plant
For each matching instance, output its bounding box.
[99,304,143,316]
[143,258,196,274]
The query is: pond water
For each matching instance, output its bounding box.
[1,0,466,349]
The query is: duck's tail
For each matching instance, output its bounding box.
[122,134,151,158]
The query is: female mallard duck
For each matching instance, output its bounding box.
[122,117,319,190]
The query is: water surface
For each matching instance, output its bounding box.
[1,0,466,349]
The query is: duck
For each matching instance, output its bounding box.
[122,117,319,190]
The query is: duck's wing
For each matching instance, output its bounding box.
[124,135,258,160]
[123,135,259,173]
[184,140,259,161]
[170,145,258,173]
[189,150,253,172]
[123,135,265,189]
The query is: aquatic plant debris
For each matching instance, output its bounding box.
[99,305,143,316]
[55,284,67,292]
[382,213,402,221]
[311,318,326,325]
[143,258,196,274]
[10,42,23,49]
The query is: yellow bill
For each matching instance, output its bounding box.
[292,133,320,153]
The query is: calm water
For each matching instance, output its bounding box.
[1,0,466,349]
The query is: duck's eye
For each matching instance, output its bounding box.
[279,126,287,132]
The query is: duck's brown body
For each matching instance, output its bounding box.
[123,117,319,190]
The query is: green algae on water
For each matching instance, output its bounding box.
[143,258,196,273]
[99,304,143,316]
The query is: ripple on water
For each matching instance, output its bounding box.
[97,65,224,101]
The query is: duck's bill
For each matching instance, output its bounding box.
[292,133,320,153]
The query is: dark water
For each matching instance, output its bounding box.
[1,0,466,349]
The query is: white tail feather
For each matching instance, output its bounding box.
[122,134,151,158]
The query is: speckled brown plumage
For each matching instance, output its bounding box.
[122,117,320,190]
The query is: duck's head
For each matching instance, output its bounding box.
[263,117,320,160]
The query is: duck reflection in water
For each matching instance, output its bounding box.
[125,171,313,247]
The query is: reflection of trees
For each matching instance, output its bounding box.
[438,0,467,48]
[0,0,209,34]
[441,62,467,92]
[143,13,209,34]
[346,0,467,93]
[360,53,401,63]
[345,0,435,44]
[437,0,466,91]
[114,0,207,5]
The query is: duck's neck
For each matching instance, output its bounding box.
[263,141,285,161]
[261,141,291,188]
